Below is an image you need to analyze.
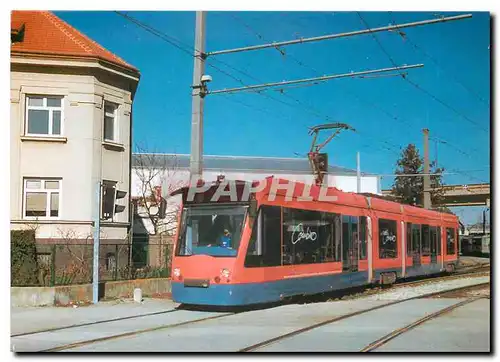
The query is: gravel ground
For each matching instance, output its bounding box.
[458,256,490,267]
[360,275,490,301]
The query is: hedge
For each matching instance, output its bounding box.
[11,230,39,286]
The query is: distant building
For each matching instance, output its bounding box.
[10,11,140,250]
[459,222,490,256]
[131,153,381,236]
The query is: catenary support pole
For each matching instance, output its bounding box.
[189,11,207,181]
[92,181,101,304]
[423,128,432,209]
[357,152,361,193]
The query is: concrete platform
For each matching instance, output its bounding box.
[11,298,178,336]
[62,297,490,352]
[376,298,490,352]
[257,298,464,352]
[64,299,390,352]
[11,308,226,352]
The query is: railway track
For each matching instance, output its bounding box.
[241,282,490,352]
[12,264,489,352]
[11,307,241,352]
[11,308,180,338]
[360,295,485,352]
[41,312,234,352]
[330,264,490,302]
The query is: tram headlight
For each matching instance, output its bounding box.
[220,268,230,278]
[173,268,181,278]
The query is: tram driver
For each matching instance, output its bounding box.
[219,229,232,248]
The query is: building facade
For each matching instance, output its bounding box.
[10,11,140,246]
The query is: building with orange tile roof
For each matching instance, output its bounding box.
[10,11,140,273]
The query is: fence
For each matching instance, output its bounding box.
[12,241,174,287]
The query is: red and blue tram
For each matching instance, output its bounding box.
[170,177,459,306]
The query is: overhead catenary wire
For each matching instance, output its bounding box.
[114,11,334,130]
[353,11,488,169]
[377,170,488,177]
[118,11,486,179]
[228,15,415,156]
[269,14,484,162]
[117,10,392,159]
[116,11,413,158]
[356,12,488,135]
[387,11,490,108]
[228,15,480,161]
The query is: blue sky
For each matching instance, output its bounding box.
[54,11,490,225]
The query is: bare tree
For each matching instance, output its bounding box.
[133,144,188,268]
[133,143,186,241]
[55,228,95,284]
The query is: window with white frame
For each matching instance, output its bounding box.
[23,179,61,218]
[103,101,118,142]
[25,96,63,136]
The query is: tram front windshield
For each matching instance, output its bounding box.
[176,205,247,257]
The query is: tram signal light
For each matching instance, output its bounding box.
[101,182,127,220]
[115,190,127,214]
[102,183,115,220]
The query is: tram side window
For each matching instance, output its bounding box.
[244,206,282,267]
[422,225,430,256]
[359,216,367,260]
[282,208,339,265]
[406,223,412,256]
[411,224,421,255]
[446,227,456,255]
[379,219,398,259]
[437,227,442,255]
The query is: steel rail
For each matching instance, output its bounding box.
[360,296,485,352]
[339,268,490,302]
[39,313,235,352]
[11,308,180,338]
[207,14,472,56]
[240,282,489,352]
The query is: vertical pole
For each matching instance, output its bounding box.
[50,244,56,287]
[483,209,486,235]
[114,243,118,281]
[128,201,134,279]
[356,151,361,193]
[189,11,207,182]
[92,181,101,304]
[434,139,438,167]
[423,129,431,209]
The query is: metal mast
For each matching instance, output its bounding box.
[189,11,207,181]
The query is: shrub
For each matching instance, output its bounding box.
[11,230,39,286]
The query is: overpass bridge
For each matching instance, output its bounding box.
[382,183,490,207]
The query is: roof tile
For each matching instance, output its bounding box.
[11,11,138,73]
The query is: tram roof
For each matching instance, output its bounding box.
[170,177,458,223]
[132,153,376,177]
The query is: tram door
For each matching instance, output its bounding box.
[430,227,438,264]
[411,224,422,267]
[342,215,359,272]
